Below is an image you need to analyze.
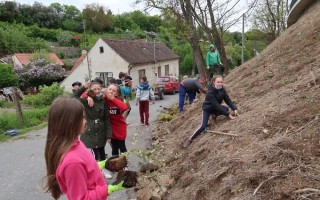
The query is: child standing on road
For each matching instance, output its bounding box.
[73,81,112,162]
[104,84,129,156]
[183,75,239,148]
[44,97,124,200]
[136,76,155,127]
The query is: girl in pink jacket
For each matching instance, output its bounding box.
[44,97,124,200]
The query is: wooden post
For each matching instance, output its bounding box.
[12,87,24,128]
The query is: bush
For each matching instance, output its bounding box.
[23,83,64,107]
[0,64,19,88]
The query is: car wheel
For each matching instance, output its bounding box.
[172,88,176,95]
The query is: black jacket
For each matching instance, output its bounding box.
[74,87,112,148]
[202,84,237,116]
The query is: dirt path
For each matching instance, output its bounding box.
[0,94,178,200]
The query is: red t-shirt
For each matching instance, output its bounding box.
[104,97,128,140]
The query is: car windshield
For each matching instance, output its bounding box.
[157,77,170,82]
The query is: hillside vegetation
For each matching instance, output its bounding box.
[137,1,320,199]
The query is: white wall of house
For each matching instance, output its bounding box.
[89,39,129,80]
[130,59,179,88]
[61,38,130,92]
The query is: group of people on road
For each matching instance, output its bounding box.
[44,72,155,200]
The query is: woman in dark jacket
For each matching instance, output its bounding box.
[74,81,112,160]
[183,75,238,147]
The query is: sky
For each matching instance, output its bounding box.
[16,0,250,32]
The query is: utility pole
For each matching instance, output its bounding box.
[241,13,245,64]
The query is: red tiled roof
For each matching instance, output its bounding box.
[14,53,64,66]
[102,38,179,65]
[70,52,87,73]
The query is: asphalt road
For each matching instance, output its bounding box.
[0,93,178,200]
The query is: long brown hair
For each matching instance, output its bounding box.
[44,97,84,199]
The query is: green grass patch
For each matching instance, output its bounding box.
[0,107,49,141]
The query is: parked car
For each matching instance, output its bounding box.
[155,76,180,94]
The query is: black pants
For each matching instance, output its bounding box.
[92,146,106,161]
[111,139,127,156]
[189,105,229,140]
[209,64,225,78]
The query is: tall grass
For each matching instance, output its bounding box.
[0,107,49,134]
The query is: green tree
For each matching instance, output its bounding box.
[82,3,113,32]
[0,64,19,88]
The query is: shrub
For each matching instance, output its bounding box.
[23,83,64,107]
[0,64,19,88]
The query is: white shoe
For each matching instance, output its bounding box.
[102,169,112,179]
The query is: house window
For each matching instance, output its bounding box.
[138,69,145,80]
[95,72,113,86]
[165,65,169,76]
[99,46,104,53]
[158,66,161,77]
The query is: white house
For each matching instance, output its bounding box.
[60,38,180,92]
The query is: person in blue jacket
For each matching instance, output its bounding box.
[183,75,239,147]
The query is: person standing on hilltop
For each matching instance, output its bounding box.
[178,77,207,112]
[206,44,225,77]
[183,75,238,148]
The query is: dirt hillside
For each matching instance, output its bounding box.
[135,1,320,200]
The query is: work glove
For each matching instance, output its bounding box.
[107,180,125,195]
[97,160,106,170]
[234,110,239,116]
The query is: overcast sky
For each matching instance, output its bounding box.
[16,0,250,32]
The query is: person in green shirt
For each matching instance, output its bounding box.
[206,44,225,77]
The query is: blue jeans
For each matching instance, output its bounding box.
[179,84,196,111]
[189,105,229,140]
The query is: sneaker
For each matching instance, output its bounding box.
[124,166,129,171]
[102,169,112,179]
[140,123,144,126]
[145,124,149,127]
[183,139,192,148]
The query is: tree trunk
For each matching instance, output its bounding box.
[12,87,24,128]
[179,0,207,79]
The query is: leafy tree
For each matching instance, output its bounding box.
[0,1,19,23]
[82,3,113,32]
[0,64,19,88]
